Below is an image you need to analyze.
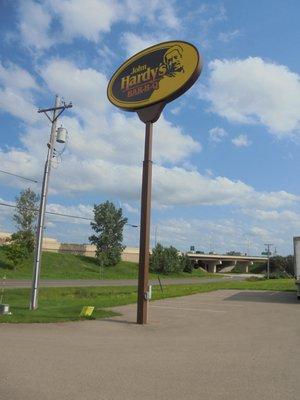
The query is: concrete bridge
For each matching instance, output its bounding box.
[186,253,267,273]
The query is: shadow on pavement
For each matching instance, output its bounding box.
[101,318,137,325]
[224,291,298,304]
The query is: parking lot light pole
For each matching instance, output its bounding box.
[30,95,72,310]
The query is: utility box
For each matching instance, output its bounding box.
[0,304,10,315]
[293,236,300,300]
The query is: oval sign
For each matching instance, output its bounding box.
[107,40,201,111]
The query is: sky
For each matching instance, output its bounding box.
[0,0,300,256]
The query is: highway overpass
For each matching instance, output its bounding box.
[186,253,267,273]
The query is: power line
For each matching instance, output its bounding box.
[0,169,38,183]
[0,201,92,221]
[0,201,138,227]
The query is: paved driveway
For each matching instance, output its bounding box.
[0,290,299,400]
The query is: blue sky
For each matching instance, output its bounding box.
[0,0,300,255]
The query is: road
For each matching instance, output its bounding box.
[4,275,246,288]
[0,290,299,400]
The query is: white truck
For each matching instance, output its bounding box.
[293,236,300,300]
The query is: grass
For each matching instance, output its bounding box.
[0,246,213,280]
[0,278,295,323]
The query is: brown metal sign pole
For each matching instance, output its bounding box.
[136,103,165,325]
[137,120,153,324]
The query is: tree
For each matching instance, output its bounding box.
[3,188,39,270]
[269,255,294,277]
[181,254,194,273]
[89,201,128,267]
[4,240,28,271]
[13,188,39,254]
[150,243,183,274]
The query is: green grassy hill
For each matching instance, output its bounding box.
[0,246,210,280]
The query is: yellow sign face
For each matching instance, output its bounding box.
[107,41,201,111]
[80,306,95,317]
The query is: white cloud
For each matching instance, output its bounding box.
[46,202,92,225]
[0,63,38,91]
[1,192,297,254]
[152,166,298,208]
[209,127,228,143]
[28,156,294,211]
[240,208,300,253]
[0,58,201,194]
[18,0,53,50]
[200,57,300,137]
[242,208,300,227]
[192,3,227,31]
[170,106,181,115]
[40,59,108,114]
[249,226,270,240]
[0,63,40,123]
[122,0,180,29]
[17,0,179,51]
[0,88,38,124]
[218,29,241,43]
[231,134,251,147]
[151,217,272,254]
[1,194,295,254]
[153,210,298,255]
[0,59,298,216]
[184,3,226,49]
[121,32,169,57]
[49,0,121,42]
[122,203,139,215]
[39,58,201,166]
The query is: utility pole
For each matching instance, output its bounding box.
[264,243,273,279]
[30,95,72,310]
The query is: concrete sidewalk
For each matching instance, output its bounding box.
[0,290,299,400]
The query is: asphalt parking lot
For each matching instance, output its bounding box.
[0,290,299,400]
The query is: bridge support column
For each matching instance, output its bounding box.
[207,260,222,274]
[240,261,253,273]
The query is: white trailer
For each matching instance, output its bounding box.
[293,236,300,300]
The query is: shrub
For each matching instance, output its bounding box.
[246,276,266,282]
[267,271,292,279]
[3,239,29,271]
[150,243,183,274]
[269,255,294,276]
[181,254,194,273]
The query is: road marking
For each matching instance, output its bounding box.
[150,305,226,313]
